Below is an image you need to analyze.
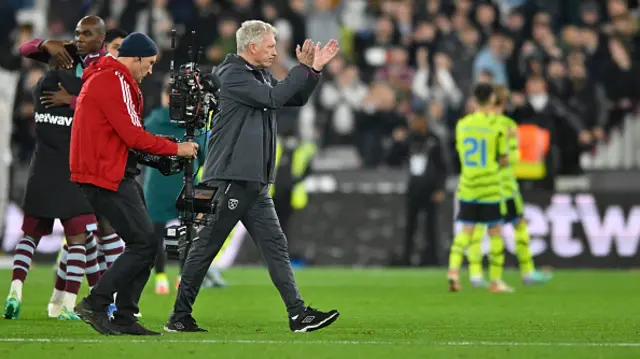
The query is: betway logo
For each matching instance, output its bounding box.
[454,193,640,258]
[34,112,73,126]
[526,194,640,258]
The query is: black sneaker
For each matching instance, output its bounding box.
[112,321,162,336]
[164,315,208,332]
[289,306,340,333]
[74,298,120,335]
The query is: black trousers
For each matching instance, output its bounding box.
[153,222,167,274]
[171,180,305,321]
[80,178,158,324]
[273,190,293,241]
[403,190,439,266]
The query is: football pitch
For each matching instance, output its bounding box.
[0,267,638,358]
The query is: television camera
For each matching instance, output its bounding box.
[137,30,221,263]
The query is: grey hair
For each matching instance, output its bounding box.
[236,20,277,53]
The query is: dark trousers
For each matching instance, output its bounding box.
[273,190,293,240]
[80,178,158,324]
[153,222,167,274]
[171,180,305,321]
[403,190,439,266]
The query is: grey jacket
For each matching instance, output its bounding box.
[202,54,321,184]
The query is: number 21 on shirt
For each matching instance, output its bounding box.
[463,138,487,167]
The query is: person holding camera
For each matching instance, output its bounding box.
[166,20,340,333]
[70,32,199,336]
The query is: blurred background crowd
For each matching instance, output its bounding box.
[2,0,640,204]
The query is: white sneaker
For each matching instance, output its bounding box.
[488,280,515,293]
[47,302,63,318]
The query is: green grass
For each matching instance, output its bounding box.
[1,266,639,358]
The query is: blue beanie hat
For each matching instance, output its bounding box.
[117,32,158,58]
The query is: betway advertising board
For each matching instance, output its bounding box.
[3,192,640,268]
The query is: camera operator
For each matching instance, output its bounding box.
[70,32,198,336]
[166,20,340,333]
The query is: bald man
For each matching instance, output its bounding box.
[5,16,126,320]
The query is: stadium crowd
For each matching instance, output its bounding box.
[1,0,640,194]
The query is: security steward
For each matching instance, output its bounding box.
[389,113,447,266]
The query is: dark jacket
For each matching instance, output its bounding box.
[23,67,92,218]
[388,132,447,193]
[202,54,321,184]
[511,96,584,143]
[567,78,607,129]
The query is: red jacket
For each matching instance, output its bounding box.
[70,56,178,191]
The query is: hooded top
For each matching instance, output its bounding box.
[70,56,178,191]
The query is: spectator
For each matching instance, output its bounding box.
[280,0,307,58]
[133,0,173,51]
[401,1,420,45]
[412,49,462,117]
[546,58,571,101]
[504,10,526,44]
[440,25,480,100]
[6,0,640,178]
[354,15,399,82]
[580,26,609,80]
[375,47,414,104]
[355,82,405,167]
[306,0,341,48]
[512,76,591,174]
[409,20,438,67]
[473,2,499,44]
[318,62,368,146]
[608,14,640,61]
[566,62,608,141]
[229,0,261,23]
[206,17,238,66]
[602,38,640,130]
[186,0,222,50]
[473,32,508,85]
[579,1,602,28]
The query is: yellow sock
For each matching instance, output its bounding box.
[488,234,504,281]
[467,226,485,279]
[449,231,471,270]
[515,222,535,277]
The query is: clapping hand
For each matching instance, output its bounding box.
[296,39,316,68]
[311,39,340,72]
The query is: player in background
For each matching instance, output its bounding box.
[13,18,127,318]
[447,83,514,293]
[466,85,552,287]
[104,28,128,56]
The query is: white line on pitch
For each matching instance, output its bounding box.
[1,338,639,347]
